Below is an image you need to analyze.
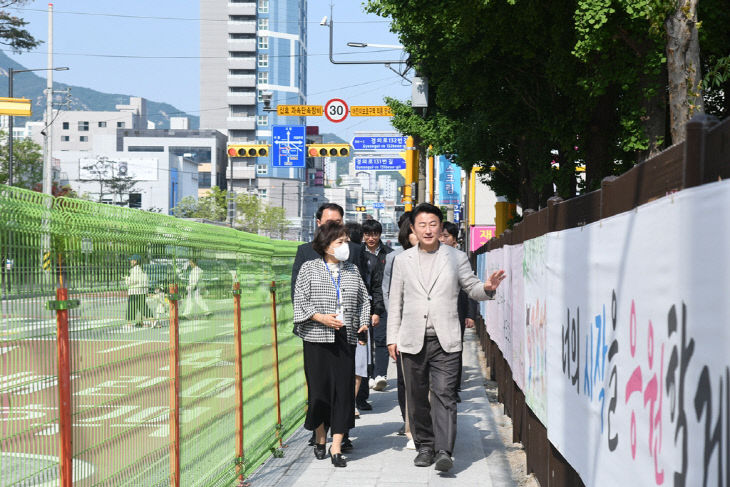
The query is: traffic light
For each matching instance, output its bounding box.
[227,144,270,157]
[355,205,367,212]
[307,144,350,157]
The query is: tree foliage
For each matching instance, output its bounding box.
[367,0,726,210]
[0,1,39,51]
[80,156,141,206]
[0,130,42,189]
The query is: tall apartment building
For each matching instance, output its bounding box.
[200,0,307,189]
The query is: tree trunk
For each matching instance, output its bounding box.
[638,63,668,162]
[665,0,705,144]
[584,87,619,191]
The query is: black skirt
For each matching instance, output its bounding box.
[302,327,356,435]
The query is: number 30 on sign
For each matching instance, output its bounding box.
[324,98,348,123]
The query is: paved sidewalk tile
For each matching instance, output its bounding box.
[246,329,518,486]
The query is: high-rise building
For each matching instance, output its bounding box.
[200,0,307,189]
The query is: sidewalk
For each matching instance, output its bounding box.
[245,328,520,486]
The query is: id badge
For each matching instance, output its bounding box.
[335,304,344,324]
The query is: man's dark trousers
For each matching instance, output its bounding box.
[401,335,460,454]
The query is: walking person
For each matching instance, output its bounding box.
[441,222,478,402]
[293,221,371,467]
[290,203,368,449]
[182,258,211,319]
[361,219,393,392]
[387,203,506,472]
[124,254,152,327]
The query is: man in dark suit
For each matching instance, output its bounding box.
[291,202,367,449]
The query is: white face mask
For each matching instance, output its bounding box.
[330,242,350,262]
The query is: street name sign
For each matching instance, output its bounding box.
[272,125,306,168]
[354,156,406,170]
[351,136,407,151]
[277,105,323,116]
[372,202,385,209]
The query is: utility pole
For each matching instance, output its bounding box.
[42,3,53,195]
[8,68,13,186]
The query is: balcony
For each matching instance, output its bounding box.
[231,166,256,179]
[227,2,256,16]
[228,21,256,35]
[227,56,256,70]
[227,92,256,105]
[226,116,256,131]
[227,74,256,88]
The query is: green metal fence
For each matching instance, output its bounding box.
[0,184,306,486]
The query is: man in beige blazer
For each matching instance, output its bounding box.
[387,203,506,472]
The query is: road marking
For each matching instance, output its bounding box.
[98,342,145,354]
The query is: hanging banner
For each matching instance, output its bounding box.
[437,155,462,206]
[470,225,497,252]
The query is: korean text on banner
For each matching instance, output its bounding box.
[437,156,462,206]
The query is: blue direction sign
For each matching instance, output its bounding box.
[354,156,406,170]
[272,125,306,167]
[372,202,385,209]
[351,136,407,151]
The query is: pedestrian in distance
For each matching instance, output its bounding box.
[441,221,478,403]
[293,221,371,468]
[361,218,392,393]
[181,258,212,319]
[387,203,506,472]
[124,254,152,328]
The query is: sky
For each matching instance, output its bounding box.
[6,0,412,142]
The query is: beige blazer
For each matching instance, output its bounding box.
[387,243,494,354]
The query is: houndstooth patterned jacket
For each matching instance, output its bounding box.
[293,258,370,345]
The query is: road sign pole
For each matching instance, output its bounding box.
[168,284,181,487]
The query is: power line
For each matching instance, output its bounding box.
[8,6,391,24]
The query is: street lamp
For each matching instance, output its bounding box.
[7,66,69,186]
[346,42,404,49]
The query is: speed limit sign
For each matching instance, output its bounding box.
[324,98,348,123]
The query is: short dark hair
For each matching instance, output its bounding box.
[345,222,363,244]
[362,219,382,235]
[442,221,459,240]
[398,219,415,249]
[315,203,344,221]
[410,203,443,225]
[312,221,348,257]
[398,211,412,228]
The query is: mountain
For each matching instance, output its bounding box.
[0,51,199,129]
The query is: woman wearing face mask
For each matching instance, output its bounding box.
[293,221,371,467]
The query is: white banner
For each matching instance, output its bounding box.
[477,179,730,486]
[79,158,159,181]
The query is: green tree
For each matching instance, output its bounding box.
[0,1,40,51]
[171,186,227,221]
[80,156,141,206]
[260,205,289,238]
[0,131,42,189]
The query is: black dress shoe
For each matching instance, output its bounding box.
[413,448,435,467]
[314,444,327,460]
[308,432,316,446]
[341,438,353,451]
[397,424,406,436]
[356,400,372,411]
[434,450,453,472]
[329,448,347,467]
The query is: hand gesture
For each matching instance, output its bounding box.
[484,270,506,292]
[357,324,369,334]
[316,313,343,329]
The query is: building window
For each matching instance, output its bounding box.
[61,135,70,142]
[258,0,269,13]
[258,18,268,30]
[128,193,142,209]
[78,121,89,132]
[128,146,164,152]
[257,90,264,102]
[62,122,69,130]
[256,164,267,175]
[80,136,89,142]
[257,54,268,68]
[257,115,268,126]
[117,121,125,128]
[258,188,267,198]
[257,36,268,49]
[198,172,211,189]
[98,121,107,128]
[257,71,268,84]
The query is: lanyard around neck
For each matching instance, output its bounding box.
[325,260,341,304]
